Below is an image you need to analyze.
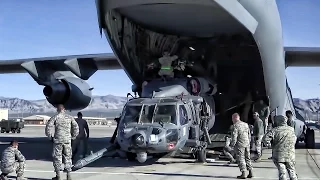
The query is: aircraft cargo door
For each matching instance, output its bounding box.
[178,105,189,142]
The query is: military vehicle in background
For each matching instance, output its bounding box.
[0,119,25,133]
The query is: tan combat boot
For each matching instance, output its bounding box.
[67,172,72,180]
[16,176,27,180]
[52,172,61,180]
[237,171,246,179]
[0,173,8,180]
[247,170,253,178]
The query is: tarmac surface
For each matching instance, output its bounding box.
[0,125,319,179]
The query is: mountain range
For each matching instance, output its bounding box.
[0,95,319,120]
[0,95,127,117]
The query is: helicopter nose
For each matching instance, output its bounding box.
[132,133,145,146]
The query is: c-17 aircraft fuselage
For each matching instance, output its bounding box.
[95,0,315,150]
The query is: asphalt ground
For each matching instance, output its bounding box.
[0,125,319,179]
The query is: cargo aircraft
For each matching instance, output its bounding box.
[1,0,319,152]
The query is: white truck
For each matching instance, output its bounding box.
[0,109,8,120]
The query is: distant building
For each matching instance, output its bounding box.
[0,109,8,120]
[23,115,51,125]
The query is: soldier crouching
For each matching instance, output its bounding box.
[223,125,236,164]
[0,140,26,180]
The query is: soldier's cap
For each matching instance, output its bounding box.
[253,112,259,117]
[77,112,83,116]
[274,115,287,127]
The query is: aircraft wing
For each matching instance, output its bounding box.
[0,53,122,80]
[0,53,121,74]
[285,47,320,67]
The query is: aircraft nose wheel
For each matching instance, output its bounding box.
[195,148,207,163]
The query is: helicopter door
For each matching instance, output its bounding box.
[178,105,189,140]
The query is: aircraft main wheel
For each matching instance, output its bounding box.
[11,129,15,133]
[1,129,4,133]
[6,131,9,133]
[196,148,207,163]
[126,152,136,161]
[305,129,315,149]
[17,129,21,133]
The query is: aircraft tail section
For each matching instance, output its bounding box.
[284,77,305,122]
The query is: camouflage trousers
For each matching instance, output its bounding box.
[223,146,236,162]
[273,161,298,180]
[255,135,264,157]
[52,143,72,172]
[1,162,25,177]
[235,146,253,172]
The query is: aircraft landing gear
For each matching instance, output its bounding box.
[195,147,207,163]
[305,128,315,149]
[126,152,137,161]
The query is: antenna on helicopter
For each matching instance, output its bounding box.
[126,93,134,101]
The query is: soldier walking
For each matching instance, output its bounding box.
[285,110,296,129]
[252,112,264,161]
[253,100,270,134]
[72,112,90,161]
[230,113,253,179]
[0,140,26,180]
[263,115,298,180]
[45,104,79,180]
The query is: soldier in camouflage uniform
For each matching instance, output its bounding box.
[45,104,79,180]
[223,125,236,164]
[253,100,270,134]
[158,51,178,78]
[262,115,298,180]
[0,140,26,180]
[253,112,265,161]
[230,113,253,179]
[285,110,296,129]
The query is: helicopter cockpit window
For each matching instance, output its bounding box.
[179,105,188,125]
[153,105,177,124]
[121,105,142,124]
[140,105,155,123]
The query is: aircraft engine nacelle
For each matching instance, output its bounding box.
[188,77,217,96]
[42,77,92,110]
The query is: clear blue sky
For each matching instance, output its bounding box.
[0,0,320,100]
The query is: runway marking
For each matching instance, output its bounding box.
[23,170,319,179]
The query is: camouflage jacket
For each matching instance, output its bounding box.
[230,121,251,148]
[253,117,264,136]
[45,111,79,144]
[263,115,297,162]
[225,136,231,147]
[0,146,25,170]
[253,103,270,120]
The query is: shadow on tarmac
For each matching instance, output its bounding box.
[7,175,51,180]
[0,137,111,162]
